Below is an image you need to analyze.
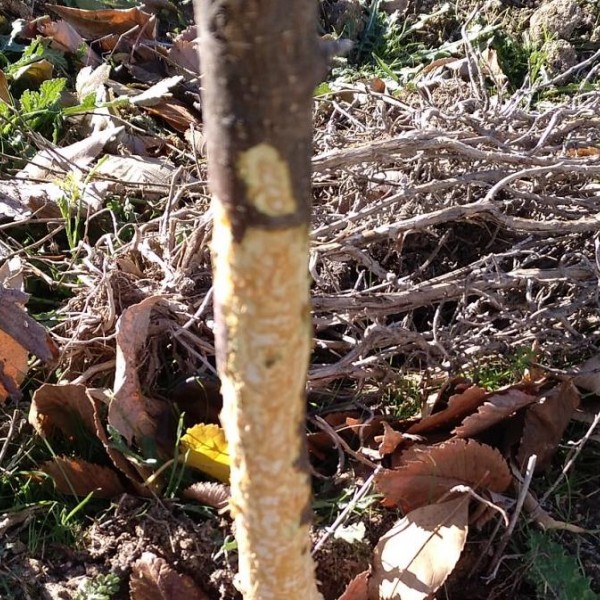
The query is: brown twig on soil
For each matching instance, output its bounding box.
[486,455,537,581]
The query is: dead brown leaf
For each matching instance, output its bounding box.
[29,383,96,439]
[423,376,470,417]
[453,388,537,438]
[573,354,600,395]
[368,496,469,600]
[89,390,152,496]
[36,16,84,53]
[183,482,230,510]
[48,6,155,42]
[375,439,511,511]
[0,328,28,403]
[407,385,487,435]
[130,552,209,600]
[0,70,11,104]
[517,380,580,472]
[375,421,405,456]
[168,26,201,80]
[35,16,100,66]
[17,126,123,182]
[108,296,164,445]
[42,456,125,499]
[142,98,201,133]
[0,287,58,362]
[338,570,370,600]
[12,59,54,86]
[0,286,58,402]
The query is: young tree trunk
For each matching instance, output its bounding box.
[195,2,326,598]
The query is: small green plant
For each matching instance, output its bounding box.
[493,28,561,91]
[468,347,535,390]
[493,33,530,88]
[313,482,380,524]
[213,533,238,561]
[75,572,121,600]
[0,413,105,560]
[339,3,498,87]
[525,530,596,599]
[2,38,67,76]
[0,75,67,165]
[165,412,189,498]
[383,377,422,418]
[25,499,85,554]
[16,77,67,137]
[57,173,85,251]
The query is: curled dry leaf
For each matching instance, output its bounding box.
[183,482,230,510]
[517,380,580,472]
[573,354,600,395]
[369,496,469,600]
[424,376,470,417]
[407,385,487,435]
[42,456,125,499]
[453,388,537,438]
[0,287,58,362]
[142,99,201,133]
[0,286,58,403]
[0,507,37,537]
[48,6,155,42]
[108,296,164,445]
[130,552,209,600]
[375,439,511,512]
[338,570,370,600]
[29,383,96,440]
[0,329,28,403]
[375,421,405,456]
[90,155,196,200]
[0,69,10,104]
[89,390,152,497]
[168,26,201,80]
[36,16,100,66]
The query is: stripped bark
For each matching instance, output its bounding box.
[195,2,325,598]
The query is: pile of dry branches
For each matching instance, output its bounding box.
[53,71,600,397]
[308,74,600,389]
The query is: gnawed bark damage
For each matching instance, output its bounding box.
[195,1,326,598]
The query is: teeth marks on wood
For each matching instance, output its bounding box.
[237,143,297,218]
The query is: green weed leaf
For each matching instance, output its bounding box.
[526,530,596,600]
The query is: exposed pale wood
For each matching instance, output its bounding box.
[196,1,324,597]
